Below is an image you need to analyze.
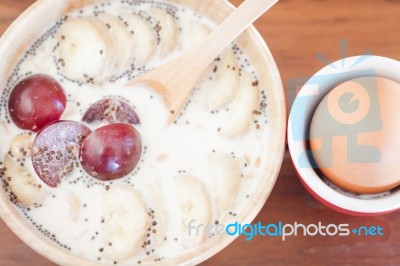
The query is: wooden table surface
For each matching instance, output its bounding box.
[1,0,400,265]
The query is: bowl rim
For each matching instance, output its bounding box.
[288,55,400,215]
[0,0,286,265]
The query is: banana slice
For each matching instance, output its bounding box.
[122,12,157,65]
[10,133,32,160]
[203,49,240,110]
[97,13,135,76]
[209,154,242,217]
[180,20,211,51]
[173,174,211,246]
[57,17,114,82]
[4,134,48,205]
[148,8,179,57]
[99,184,148,261]
[222,72,259,138]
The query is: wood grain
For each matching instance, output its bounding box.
[1,0,400,265]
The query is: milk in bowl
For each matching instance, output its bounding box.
[0,0,285,265]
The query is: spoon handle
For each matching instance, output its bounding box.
[131,0,278,123]
[194,0,279,68]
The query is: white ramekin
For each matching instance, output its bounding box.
[288,55,400,216]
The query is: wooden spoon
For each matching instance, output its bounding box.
[128,0,279,123]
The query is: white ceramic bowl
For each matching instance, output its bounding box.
[0,0,286,265]
[288,55,400,216]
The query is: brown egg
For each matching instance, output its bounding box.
[309,76,400,194]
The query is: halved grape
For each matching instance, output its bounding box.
[79,123,142,181]
[31,120,91,187]
[82,98,140,124]
[8,74,67,131]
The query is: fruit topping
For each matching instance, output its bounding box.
[82,98,140,125]
[79,123,142,181]
[8,74,67,131]
[31,120,91,187]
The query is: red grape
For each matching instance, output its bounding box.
[82,98,140,124]
[79,123,142,181]
[31,120,91,187]
[8,74,67,131]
